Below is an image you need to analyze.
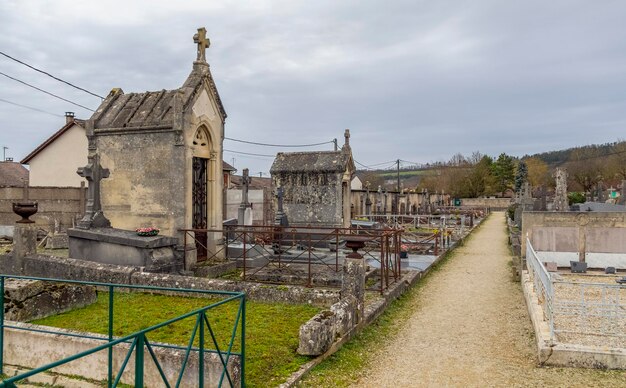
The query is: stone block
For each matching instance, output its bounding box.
[330,296,356,337]
[4,279,96,321]
[13,224,37,259]
[68,227,181,272]
[297,310,336,356]
[341,258,365,323]
[45,233,69,249]
[544,261,558,272]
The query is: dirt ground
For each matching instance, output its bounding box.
[351,212,626,387]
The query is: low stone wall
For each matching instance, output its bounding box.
[460,197,512,209]
[0,186,85,232]
[521,211,626,265]
[4,322,241,387]
[4,279,96,321]
[0,253,339,306]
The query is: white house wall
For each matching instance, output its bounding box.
[28,124,87,187]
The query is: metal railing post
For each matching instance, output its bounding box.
[307,233,312,287]
[108,285,114,387]
[241,296,246,387]
[243,230,247,281]
[135,333,144,388]
[199,311,205,388]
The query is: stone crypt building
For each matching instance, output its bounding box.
[270,130,355,228]
[86,28,226,265]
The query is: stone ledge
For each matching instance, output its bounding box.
[68,227,178,248]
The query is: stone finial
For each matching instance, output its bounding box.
[344,129,350,148]
[193,27,210,63]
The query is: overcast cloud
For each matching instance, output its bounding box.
[2,0,626,175]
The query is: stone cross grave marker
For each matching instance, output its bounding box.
[193,27,210,63]
[275,186,288,227]
[553,167,568,211]
[238,168,253,226]
[76,153,111,228]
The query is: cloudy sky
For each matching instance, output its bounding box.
[1,1,626,176]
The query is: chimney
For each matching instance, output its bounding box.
[65,112,75,124]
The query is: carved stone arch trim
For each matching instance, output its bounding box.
[192,125,213,159]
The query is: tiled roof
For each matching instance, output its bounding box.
[0,162,29,187]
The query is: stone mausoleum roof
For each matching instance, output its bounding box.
[91,63,226,131]
[270,151,353,174]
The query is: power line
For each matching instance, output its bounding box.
[0,97,63,118]
[0,70,95,112]
[225,137,333,148]
[223,149,275,158]
[0,51,105,99]
[354,159,397,170]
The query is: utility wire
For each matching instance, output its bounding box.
[223,149,275,158]
[0,97,63,118]
[354,159,397,170]
[225,137,333,148]
[0,71,95,112]
[0,51,105,99]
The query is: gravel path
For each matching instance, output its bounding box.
[352,212,625,387]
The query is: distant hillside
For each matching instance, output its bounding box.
[523,141,622,166]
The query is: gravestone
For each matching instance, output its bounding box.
[619,180,626,205]
[539,185,547,211]
[553,168,568,211]
[596,182,605,202]
[365,184,372,215]
[76,153,111,229]
[274,187,288,227]
[237,168,253,226]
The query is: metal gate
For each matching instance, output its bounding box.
[192,157,208,261]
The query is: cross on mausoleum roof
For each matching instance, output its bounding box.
[193,27,210,63]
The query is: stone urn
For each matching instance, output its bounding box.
[12,201,38,224]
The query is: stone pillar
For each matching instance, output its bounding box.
[13,224,37,261]
[553,168,568,211]
[578,227,587,263]
[341,258,365,324]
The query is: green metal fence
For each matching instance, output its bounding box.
[0,275,246,387]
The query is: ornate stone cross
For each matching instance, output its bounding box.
[193,27,210,63]
[238,168,253,225]
[76,153,111,228]
[276,186,284,214]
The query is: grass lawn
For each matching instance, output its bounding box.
[33,292,319,387]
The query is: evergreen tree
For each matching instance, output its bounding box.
[515,160,528,192]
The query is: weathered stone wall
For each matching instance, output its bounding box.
[98,131,186,239]
[0,254,339,306]
[522,211,626,263]
[226,189,268,224]
[351,190,451,215]
[0,186,85,231]
[5,322,241,387]
[460,197,512,209]
[273,171,343,225]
